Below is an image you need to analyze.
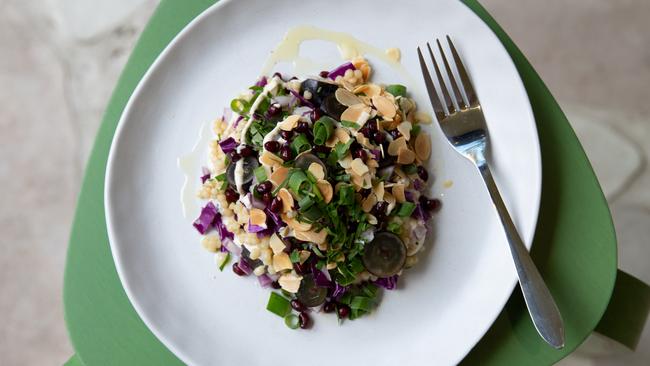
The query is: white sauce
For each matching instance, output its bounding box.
[178,120,213,220]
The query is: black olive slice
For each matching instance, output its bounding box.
[300,79,338,106]
[294,153,327,174]
[296,274,328,307]
[226,155,258,188]
[362,232,406,278]
[319,94,347,121]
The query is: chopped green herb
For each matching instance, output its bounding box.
[266,292,291,317]
[288,170,310,194]
[350,296,373,312]
[290,250,301,263]
[341,120,360,129]
[411,124,421,137]
[387,222,402,235]
[386,84,407,97]
[284,314,300,329]
[254,166,267,182]
[337,184,355,206]
[395,202,416,217]
[402,164,418,175]
[313,116,336,145]
[333,139,354,160]
[215,172,227,181]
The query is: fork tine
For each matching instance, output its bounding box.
[436,39,466,109]
[417,47,446,119]
[446,35,477,106]
[426,42,456,115]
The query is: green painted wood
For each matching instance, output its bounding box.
[63,0,620,365]
[64,354,84,366]
[595,270,650,350]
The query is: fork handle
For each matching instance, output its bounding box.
[479,164,565,349]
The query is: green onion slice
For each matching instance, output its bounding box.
[284,314,300,329]
[313,116,335,145]
[266,292,291,317]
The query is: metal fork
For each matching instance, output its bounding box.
[417,37,564,349]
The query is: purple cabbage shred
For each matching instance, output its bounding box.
[218,137,238,154]
[373,275,399,290]
[328,62,356,80]
[192,202,219,234]
[289,89,314,108]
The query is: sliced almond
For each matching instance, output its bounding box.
[325,133,340,148]
[385,47,401,62]
[384,192,396,214]
[326,262,338,270]
[351,57,372,80]
[278,273,302,293]
[279,115,301,131]
[273,252,293,271]
[362,193,377,212]
[353,84,381,98]
[308,163,325,180]
[334,127,351,144]
[249,208,267,226]
[367,214,378,225]
[397,121,412,141]
[340,104,370,126]
[374,181,385,201]
[338,154,353,169]
[298,250,311,264]
[387,136,407,156]
[362,174,372,189]
[270,166,289,187]
[397,147,416,164]
[351,174,364,189]
[295,228,328,244]
[355,132,373,149]
[392,183,406,203]
[372,95,397,118]
[350,158,369,176]
[278,188,294,213]
[316,179,333,203]
[283,213,312,232]
[335,88,363,107]
[366,158,378,168]
[317,241,328,251]
[269,233,286,254]
[415,132,431,160]
[260,151,283,167]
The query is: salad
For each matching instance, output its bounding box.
[194,58,440,329]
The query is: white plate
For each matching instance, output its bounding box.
[105,0,541,365]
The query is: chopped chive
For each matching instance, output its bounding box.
[230,98,248,114]
[337,184,355,206]
[218,252,230,271]
[254,166,267,182]
[411,124,421,137]
[288,170,309,194]
[386,84,407,97]
[312,246,325,257]
[333,139,354,160]
[284,314,300,329]
[266,292,291,317]
[215,172,227,181]
[313,116,336,145]
[298,195,314,210]
[341,120,359,129]
[350,296,373,312]
[395,202,416,217]
[387,222,402,235]
[290,134,310,156]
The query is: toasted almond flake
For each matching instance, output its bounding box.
[338,154,353,169]
[367,214,378,225]
[278,188,294,213]
[394,167,407,179]
[350,158,369,175]
[317,241,328,251]
[397,147,415,164]
[366,159,378,168]
[335,88,363,107]
[351,174,364,189]
[308,163,325,180]
[340,104,370,126]
[355,132,373,149]
[260,151,283,167]
[334,127,351,143]
[283,213,312,232]
[374,182,385,201]
[415,132,431,160]
[273,252,293,271]
[415,111,432,124]
[362,174,372,189]
[381,120,399,131]
[362,193,377,212]
[387,136,407,156]
[299,250,311,264]
[279,115,301,131]
[353,84,381,97]
[326,262,337,270]
[325,133,340,148]
[270,166,289,186]
[249,208,267,226]
[372,95,397,118]
[392,183,406,203]
[295,228,328,244]
[279,273,302,293]
[384,192,396,214]
[397,121,412,141]
[269,233,286,254]
[316,179,333,203]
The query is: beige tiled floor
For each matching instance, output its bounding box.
[0,1,648,365]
